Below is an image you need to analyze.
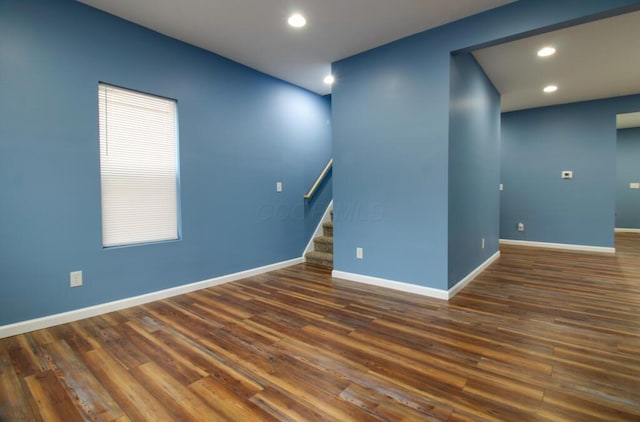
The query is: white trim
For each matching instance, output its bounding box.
[332,270,449,300]
[303,199,333,258]
[332,251,500,301]
[499,239,615,254]
[448,251,501,298]
[615,228,640,233]
[0,257,303,339]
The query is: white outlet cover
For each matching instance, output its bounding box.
[276,182,283,192]
[630,182,640,189]
[561,170,573,179]
[70,270,83,287]
[356,247,363,259]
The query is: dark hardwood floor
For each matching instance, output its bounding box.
[1,233,640,421]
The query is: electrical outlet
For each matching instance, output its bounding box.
[70,271,83,287]
[356,247,363,259]
[482,238,485,249]
[276,182,283,192]
[499,184,504,192]
[517,222,525,232]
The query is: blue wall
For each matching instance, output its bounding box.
[616,127,640,229]
[332,35,451,288]
[0,0,331,325]
[332,0,640,290]
[448,54,500,288]
[501,95,640,247]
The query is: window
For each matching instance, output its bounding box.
[98,83,180,247]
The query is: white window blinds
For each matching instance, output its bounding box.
[98,83,179,247]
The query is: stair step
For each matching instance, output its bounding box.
[313,235,333,253]
[305,250,333,261]
[305,250,333,268]
[314,235,333,244]
[322,220,333,237]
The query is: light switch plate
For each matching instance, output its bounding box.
[276,182,282,192]
[70,271,83,287]
[630,182,640,189]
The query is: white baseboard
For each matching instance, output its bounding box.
[499,239,615,254]
[332,270,449,300]
[303,200,333,258]
[615,228,640,233]
[332,251,500,301]
[0,257,303,339]
[448,251,501,298]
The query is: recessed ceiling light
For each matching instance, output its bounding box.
[323,75,335,85]
[288,14,306,28]
[537,46,556,57]
[543,85,558,93]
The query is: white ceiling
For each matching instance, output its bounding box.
[77,0,640,121]
[77,0,515,95]
[473,10,640,114]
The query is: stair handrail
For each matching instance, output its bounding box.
[304,158,333,199]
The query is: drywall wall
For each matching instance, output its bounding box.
[501,94,640,246]
[331,0,639,289]
[616,127,640,229]
[0,0,331,325]
[448,53,501,288]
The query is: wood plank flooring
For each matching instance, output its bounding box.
[1,233,640,421]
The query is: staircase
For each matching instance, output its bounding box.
[305,209,333,267]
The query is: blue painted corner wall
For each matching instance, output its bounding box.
[332,0,640,290]
[0,0,331,325]
[448,54,500,289]
[616,127,640,229]
[331,34,451,289]
[501,94,640,247]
